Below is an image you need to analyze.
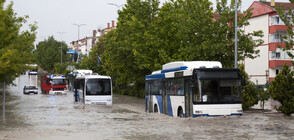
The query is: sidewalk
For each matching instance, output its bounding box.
[252,98,281,112]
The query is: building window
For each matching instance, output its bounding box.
[276,52,280,59]
[275,34,281,40]
[271,51,281,59]
[275,17,280,24]
[276,69,280,75]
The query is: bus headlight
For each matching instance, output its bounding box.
[237,110,243,113]
[85,100,90,102]
[107,99,112,102]
[195,110,203,114]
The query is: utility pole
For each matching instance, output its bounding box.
[73,24,86,62]
[235,0,238,68]
[57,32,66,64]
[2,81,5,122]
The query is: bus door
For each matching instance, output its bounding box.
[162,81,168,115]
[148,81,153,113]
[184,79,193,117]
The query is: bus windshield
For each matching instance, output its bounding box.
[51,79,66,85]
[86,79,111,95]
[195,79,241,104]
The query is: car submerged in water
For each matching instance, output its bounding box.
[23,85,38,94]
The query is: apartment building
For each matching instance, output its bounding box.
[244,0,294,85]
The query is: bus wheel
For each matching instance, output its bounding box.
[154,104,158,113]
[178,107,184,118]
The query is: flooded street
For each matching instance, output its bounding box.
[0,74,294,140]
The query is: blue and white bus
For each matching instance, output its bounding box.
[145,61,243,117]
[74,72,112,105]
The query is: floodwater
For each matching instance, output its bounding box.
[0,73,294,140]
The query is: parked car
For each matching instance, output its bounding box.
[23,85,38,94]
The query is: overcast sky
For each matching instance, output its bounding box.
[4,0,290,45]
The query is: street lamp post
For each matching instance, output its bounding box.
[107,3,124,10]
[73,24,86,62]
[57,32,66,64]
[235,0,238,68]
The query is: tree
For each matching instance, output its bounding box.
[99,0,263,97]
[269,64,294,115]
[102,0,159,97]
[0,0,37,83]
[239,64,258,110]
[34,36,68,72]
[257,81,270,110]
[53,63,69,76]
[276,1,294,64]
[78,36,105,74]
[257,70,270,110]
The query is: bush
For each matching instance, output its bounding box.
[269,64,294,115]
[239,64,258,110]
[257,82,270,109]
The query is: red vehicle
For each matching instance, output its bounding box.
[41,75,67,94]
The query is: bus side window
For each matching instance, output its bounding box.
[168,79,174,95]
[151,80,161,95]
[145,82,149,95]
[178,78,184,95]
[174,78,184,95]
[149,81,153,95]
[193,81,201,102]
[80,81,84,90]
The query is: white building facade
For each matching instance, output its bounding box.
[244,1,294,85]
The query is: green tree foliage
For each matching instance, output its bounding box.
[151,0,263,67]
[269,64,294,115]
[78,36,105,74]
[239,64,258,110]
[0,0,37,83]
[34,36,68,72]
[257,81,270,109]
[53,63,68,75]
[277,1,294,64]
[102,0,159,97]
[86,0,263,97]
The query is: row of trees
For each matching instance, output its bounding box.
[78,0,294,115]
[1,0,73,82]
[33,36,70,74]
[80,0,264,97]
[0,0,37,84]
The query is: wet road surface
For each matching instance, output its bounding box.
[0,73,294,140]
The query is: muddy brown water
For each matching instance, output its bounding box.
[0,74,294,140]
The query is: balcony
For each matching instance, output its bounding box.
[269,60,292,68]
[269,43,286,51]
[269,32,288,44]
[269,25,288,34]
[269,77,275,82]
